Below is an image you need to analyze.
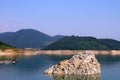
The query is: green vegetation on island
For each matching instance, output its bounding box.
[43,36,120,50]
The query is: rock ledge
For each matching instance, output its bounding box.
[44,52,101,75]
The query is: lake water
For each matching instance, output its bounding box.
[0,54,120,80]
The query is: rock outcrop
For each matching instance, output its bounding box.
[44,52,101,75]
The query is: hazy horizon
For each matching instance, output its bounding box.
[0,0,120,40]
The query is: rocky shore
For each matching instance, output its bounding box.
[0,49,120,57]
[38,50,120,55]
[44,52,101,75]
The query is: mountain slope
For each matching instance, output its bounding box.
[43,36,120,50]
[0,41,13,50]
[0,29,64,48]
[52,35,65,41]
[99,39,120,50]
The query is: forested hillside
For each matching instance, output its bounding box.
[43,36,120,50]
[0,41,13,50]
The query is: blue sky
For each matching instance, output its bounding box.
[0,0,120,40]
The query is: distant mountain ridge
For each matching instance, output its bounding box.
[0,29,64,48]
[43,36,120,50]
[1,29,120,50]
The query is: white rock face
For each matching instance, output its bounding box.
[44,52,101,75]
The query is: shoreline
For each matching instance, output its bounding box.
[0,49,120,56]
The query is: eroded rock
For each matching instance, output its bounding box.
[44,52,101,75]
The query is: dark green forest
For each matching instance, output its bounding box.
[43,36,120,50]
[0,41,13,50]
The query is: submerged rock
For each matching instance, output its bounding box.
[47,74,100,80]
[44,52,101,75]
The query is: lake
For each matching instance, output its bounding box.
[0,54,120,80]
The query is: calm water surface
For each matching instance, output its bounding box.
[0,54,120,80]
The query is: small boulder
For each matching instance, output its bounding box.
[44,52,101,75]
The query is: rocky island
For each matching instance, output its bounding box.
[44,52,101,75]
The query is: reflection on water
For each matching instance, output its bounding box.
[46,74,100,80]
[96,54,120,61]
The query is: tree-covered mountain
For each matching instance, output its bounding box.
[99,39,120,50]
[1,29,119,50]
[0,29,64,49]
[0,41,13,50]
[52,35,65,41]
[43,36,120,50]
